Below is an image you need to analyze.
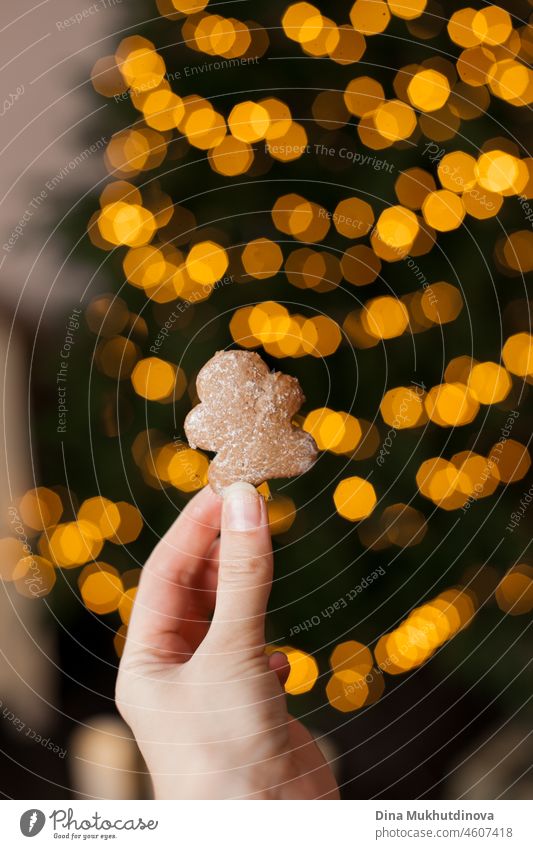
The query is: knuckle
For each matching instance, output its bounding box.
[221,551,272,581]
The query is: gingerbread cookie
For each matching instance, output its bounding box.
[184,350,318,494]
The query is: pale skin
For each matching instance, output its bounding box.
[116,481,339,800]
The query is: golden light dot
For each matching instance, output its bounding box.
[123,246,167,289]
[185,108,226,150]
[350,0,391,35]
[330,641,373,674]
[383,503,427,547]
[468,362,512,404]
[267,496,296,535]
[326,670,370,711]
[48,522,103,568]
[19,488,63,531]
[364,296,409,339]
[490,439,531,483]
[452,451,500,499]
[228,100,270,142]
[502,333,533,377]
[304,316,342,357]
[79,563,123,614]
[380,386,426,428]
[97,336,140,380]
[242,238,283,279]
[445,355,476,384]
[260,98,293,139]
[98,202,156,247]
[208,135,253,176]
[472,5,512,46]
[495,568,533,615]
[186,241,228,285]
[341,245,382,286]
[407,69,451,112]
[503,231,533,273]
[487,59,532,102]
[131,357,181,401]
[119,47,166,92]
[395,167,436,209]
[447,8,481,48]
[328,24,366,64]
[302,16,339,57]
[282,3,323,44]
[167,448,209,492]
[142,90,184,131]
[334,476,377,521]
[78,497,121,540]
[376,206,419,250]
[462,185,503,219]
[91,55,128,98]
[333,197,374,238]
[456,46,495,87]
[374,99,417,141]
[266,645,318,694]
[422,190,465,231]
[476,150,518,193]
[12,556,56,598]
[420,282,463,324]
[344,76,384,116]
[425,383,479,427]
[437,151,477,192]
[108,502,143,545]
[387,0,426,19]
[170,0,209,12]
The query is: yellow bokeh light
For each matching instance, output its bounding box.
[425,382,479,427]
[334,476,377,521]
[79,563,123,614]
[48,521,103,568]
[421,282,463,324]
[266,645,319,694]
[267,496,296,535]
[12,556,56,598]
[407,68,451,112]
[19,488,63,531]
[471,6,512,47]
[131,357,182,402]
[363,296,409,339]
[282,3,323,44]
[375,206,419,251]
[78,497,121,540]
[186,241,228,285]
[422,190,465,231]
[330,641,373,674]
[502,333,533,377]
[468,361,512,404]
[490,439,531,483]
[344,76,384,116]
[242,238,283,279]
[326,669,370,711]
[350,0,391,35]
[228,100,270,142]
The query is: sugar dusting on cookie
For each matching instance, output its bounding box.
[184,350,318,494]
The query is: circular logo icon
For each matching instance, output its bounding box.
[20,810,46,837]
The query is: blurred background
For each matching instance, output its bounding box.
[0,0,532,800]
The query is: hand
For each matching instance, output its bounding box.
[116,482,339,800]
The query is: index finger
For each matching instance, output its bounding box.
[124,485,222,662]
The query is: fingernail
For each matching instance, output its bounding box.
[223,482,262,531]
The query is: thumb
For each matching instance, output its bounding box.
[207,481,273,652]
